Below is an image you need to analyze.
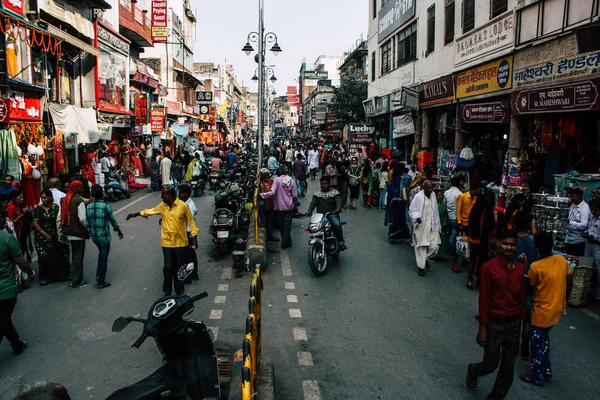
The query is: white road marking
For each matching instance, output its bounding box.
[221,267,232,280]
[113,193,154,215]
[217,284,229,291]
[284,282,295,290]
[208,326,219,341]
[287,295,298,303]
[302,380,321,400]
[214,296,226,304]
[293,327,308,341]
[581,308,600,323]
[209,310,223,320]
[281,252,292,276]
[289,309,302,318]
[297,352,314,366]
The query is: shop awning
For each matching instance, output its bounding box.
[173,67,203,89]
[8,77,50,92]
[46,25,99,56]
[38,0,95,40]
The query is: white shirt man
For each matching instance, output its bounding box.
[100,156,110,173]
[409,181,441,276]
[444,185,463,221]
[160,156,173,186]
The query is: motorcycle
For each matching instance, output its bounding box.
[208,185,247,252]
[107,292,221,399]
[105,171,131,202]
[208,170,223,191]
[305,212,345,277]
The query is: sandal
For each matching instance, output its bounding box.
[467,281,473,289]
[39,281,48,286]
[519,373,544,387]
[97,282,112,289]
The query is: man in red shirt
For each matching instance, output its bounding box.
[466,229,526,399]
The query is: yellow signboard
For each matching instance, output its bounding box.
[456,56,513,99]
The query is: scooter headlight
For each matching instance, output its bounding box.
[309,223,320,233]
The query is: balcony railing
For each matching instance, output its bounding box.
[119,0,152,47]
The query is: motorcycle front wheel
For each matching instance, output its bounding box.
[308,243,328,277]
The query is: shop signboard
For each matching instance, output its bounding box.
[196,91,213,103]
[150,110,164,132]
[134,93,148,125]
[97,123,113,140]
[198,105,209,115]
[391,88,419,111]
[64,132,76,149]
[514,34,600,89]
[151,0,168,43]
[512,78,600,115]
[420,74,455,106]
[9,92,41,121]
[455,12,514,68]
[393,115,415,138]
[209,105,216,125]
[456,56,513,99]
[3,0,25,15]
[460,101,509,123]
[378,0,415,43]
[362,98,375,117]
[303,71,328,80]
[0,99,10,123]
[348,123,375,143]
[183,104,194,114]
[165,100,182,116]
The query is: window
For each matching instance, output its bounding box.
[371,51,376,81]
[427,5,436,53]
[381,39,392,75]
[372,0,376,19]
[397,21,417,66]
[462,0,475,33]
[445,0,455,44]
[490,0,508,19]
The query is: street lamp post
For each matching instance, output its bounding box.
[241,0,282,167]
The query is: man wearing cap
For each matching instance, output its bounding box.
[566,187,590,256]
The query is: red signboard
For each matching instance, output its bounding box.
[134,93,148,125]
[151,0,168,43]
[165,100,182,115]
[460,101,509,124]
[0,99,11,123]
[150,110,164,132]
[9,92,41,121]
[209,105,216,125]
[3,0,25,16]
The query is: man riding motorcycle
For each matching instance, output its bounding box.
[305,175,347,250]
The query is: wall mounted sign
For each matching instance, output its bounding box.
[455,13,514,68]
[348,123,375,143]
[151,0,168,43]
[199,105,209,115]
[134,93,148,125]
[378,0,415,43]
[150,110,164,132]
[420,74,455,106]
[512,79,600,114]
[456,56,513,99]
[165,99,182,115]
[209,105,216,125]
[3,0,24,15]
[460,101,509,123]
[9,91,41,121]
[304,71,328,80]
[196,91,213,103]
[97,24,129,56]
[0,99,11,123]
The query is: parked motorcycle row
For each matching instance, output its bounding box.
[208,151,258,254]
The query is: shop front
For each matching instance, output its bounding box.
[363,95,389,154]
[96,23,131,116]
[511,33,600,195]
[455,55,514,178]
[390,87,418,162]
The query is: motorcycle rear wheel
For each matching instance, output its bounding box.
[308,244,328,277]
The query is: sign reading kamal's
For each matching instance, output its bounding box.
[456,56,513,99]
[378,0,415,43]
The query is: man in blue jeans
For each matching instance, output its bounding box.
[86,185,123,288]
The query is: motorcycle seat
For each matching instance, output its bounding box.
[105,365,186,399]
[215,208,232,216]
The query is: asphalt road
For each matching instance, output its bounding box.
[0,187,253,399]
[260,179,600,400]
[1,181,599,400]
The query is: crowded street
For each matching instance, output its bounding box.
[0,182,599,399]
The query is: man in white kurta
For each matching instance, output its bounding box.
[160,155,173,186]
[409,180,441,276]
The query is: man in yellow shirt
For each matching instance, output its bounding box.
[520,232,573,387]
[127,186,199,296]
[453,182,481,272]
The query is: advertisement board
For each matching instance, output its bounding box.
[150,110,164,132]
[378,0,415,43]
[512,79,600,115]
[151,0,168,43]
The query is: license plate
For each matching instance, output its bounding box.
[217,231,229,238]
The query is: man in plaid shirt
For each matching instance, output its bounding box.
[86,185,123,288]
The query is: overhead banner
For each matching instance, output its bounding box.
[151,0,168,43]
[456,56,513,99]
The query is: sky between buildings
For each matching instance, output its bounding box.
[191,0,368,94]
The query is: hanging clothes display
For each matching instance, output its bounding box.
[458,146,475,168]
[0,129,21,180]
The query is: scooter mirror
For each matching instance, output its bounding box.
[112,317,131,332]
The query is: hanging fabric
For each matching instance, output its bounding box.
[0,129,21,180]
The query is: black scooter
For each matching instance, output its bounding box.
[107,292,220,399]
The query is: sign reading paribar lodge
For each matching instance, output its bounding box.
[512,79,600,114]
